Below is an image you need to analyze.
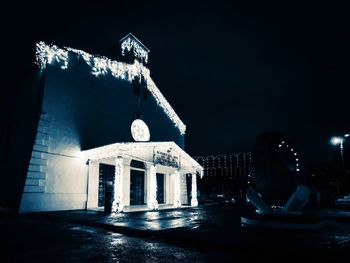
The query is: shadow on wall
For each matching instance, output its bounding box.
[0,67,44,213]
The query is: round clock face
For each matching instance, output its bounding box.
[131,119,150,142]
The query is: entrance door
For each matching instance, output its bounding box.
[130,169,145,205]
[157,173,165,204]
[98,164,115,212]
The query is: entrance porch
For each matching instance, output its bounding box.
[82,142,203,212]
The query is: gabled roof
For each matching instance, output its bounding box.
[35,41,186,135]
[119,33,150,52]
[82,141,203,175]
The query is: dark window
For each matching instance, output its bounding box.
[130,169,145,205]
[130,160,145,169]
[98,164,115,210]
[157,173,165,204]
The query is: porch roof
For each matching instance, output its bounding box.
[82,141,203,176]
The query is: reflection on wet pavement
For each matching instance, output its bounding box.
[0,218,221,262]
[4,205,350,262]
[101,208,205,231]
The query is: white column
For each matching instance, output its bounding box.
[191,173,198,207]
[86,160,99,209]
[112,156,124,212]
[147,164,158,210]
[173,170,181,208]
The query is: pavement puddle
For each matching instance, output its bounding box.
[70,226,97,234]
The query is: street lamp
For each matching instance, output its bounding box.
[331,135,347,192]
[331,137,344,147]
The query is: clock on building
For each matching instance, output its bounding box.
[131,119,150,142]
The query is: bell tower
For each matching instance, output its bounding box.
[119,33,150,65]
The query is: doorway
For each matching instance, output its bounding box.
[98,163,115,212]
[130,169,145,205]
[157,173,165,204]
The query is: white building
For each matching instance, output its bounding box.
[13,33,203,213]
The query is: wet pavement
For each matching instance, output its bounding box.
[0,217,225,262]
[1,204,350,262]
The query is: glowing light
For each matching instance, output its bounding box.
[345,134,350,138]
[82,141,203,176]
[147,165,158,210]
[131,119,150,142]
[92,57,109,76]
[278,144,282,147]
[294,152,297,156]
[35,42,186,135]
[296,168,300,172]
[198,169,204,179]
[173,170,181,208]
[36,42,68,69]
[331,137,344,146]
[112,156,124,212]
[191,173,198,207]
[121,36,149,63]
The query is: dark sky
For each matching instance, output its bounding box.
[1,1,349,162]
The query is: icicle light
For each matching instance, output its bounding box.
[147,165,158,210]
[35,42,186,135]
[191,173,198,207]
[112,156,124,212]
[173,170,181,208]
[121,37,149,63]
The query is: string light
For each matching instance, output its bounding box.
[191,173,198,206]
[194,153,251,178]
[277,140,301,173]
[82,141,203,176]
[173,170,181,208]
[121,36,149,63]
[112,156,124,212]
[35,41,186,135]
[147,165,158,210]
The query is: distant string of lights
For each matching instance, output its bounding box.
[35,42,186,135]
[278,140,300,172]
[194,153,251,178]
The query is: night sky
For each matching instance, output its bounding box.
[1,1,349,162]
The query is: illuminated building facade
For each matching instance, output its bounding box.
[0,33,202,213]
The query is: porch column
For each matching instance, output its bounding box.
[191,173,198,207]
[112,156,124,212]
[173,170,181,208]
[147,164,158,210]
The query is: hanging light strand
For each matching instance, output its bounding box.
[35,41,186,135]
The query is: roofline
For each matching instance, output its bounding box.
[119,33,150,52]
[35,41,186,134]
[82,141,203,172]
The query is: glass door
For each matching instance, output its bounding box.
[98,163,115,212]
[157,173,165,204]
[130,169,145,205]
